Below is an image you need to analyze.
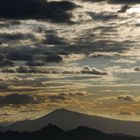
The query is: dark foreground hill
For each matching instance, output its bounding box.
[0,124,140,140]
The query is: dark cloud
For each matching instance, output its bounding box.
[1,68,15,73]
[81,66,108,75]
[47,92,89,103]
[0,60,14,67]
[118,111,132,115]
[19,109,41,113]
[42,34,67,45]
[0,93,39,105]
[0,0,77,22]
[47,94,70,103]
[44,53,63,63]
[0,0,46,14]
[82,0,105,2]
[6,51,32,61]
[117,5,131,13]
[16,66,30,73]
[135,112,140,115]
[108,0,140,4]
[117,95,135,102]
[92,53,113,58]
[0,84,9,90]
[26,61,45,67]
[0,113,11,116]
[134,67,140,71]
[68,92,89,96]
[0,33,35,41]
[83,0,123,2]
[87,12,118,21]
[15,66,56,74]
[45,1,77,11]
[74,25,132,54]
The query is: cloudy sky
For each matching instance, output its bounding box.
[0,0,140,123]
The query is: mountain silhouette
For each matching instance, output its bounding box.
[0,124,140,140]
[5,108,140,136]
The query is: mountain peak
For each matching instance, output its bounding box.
[49,108,81,117]
[51,108,83,115]
[39,123,64,132]
[53,108,71,113]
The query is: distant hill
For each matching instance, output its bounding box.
[5,109,140,136]
[0,124,140,140]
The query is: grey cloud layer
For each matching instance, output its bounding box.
[0,93,39,105]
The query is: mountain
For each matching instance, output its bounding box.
[6,109,140,136]
[0,124,140,140]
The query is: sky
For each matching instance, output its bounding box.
[0,0,140,123]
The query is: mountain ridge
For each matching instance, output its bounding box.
[4,108,140,136]
[0,124,140,140]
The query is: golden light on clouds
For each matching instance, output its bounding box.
[0,0,140,124]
